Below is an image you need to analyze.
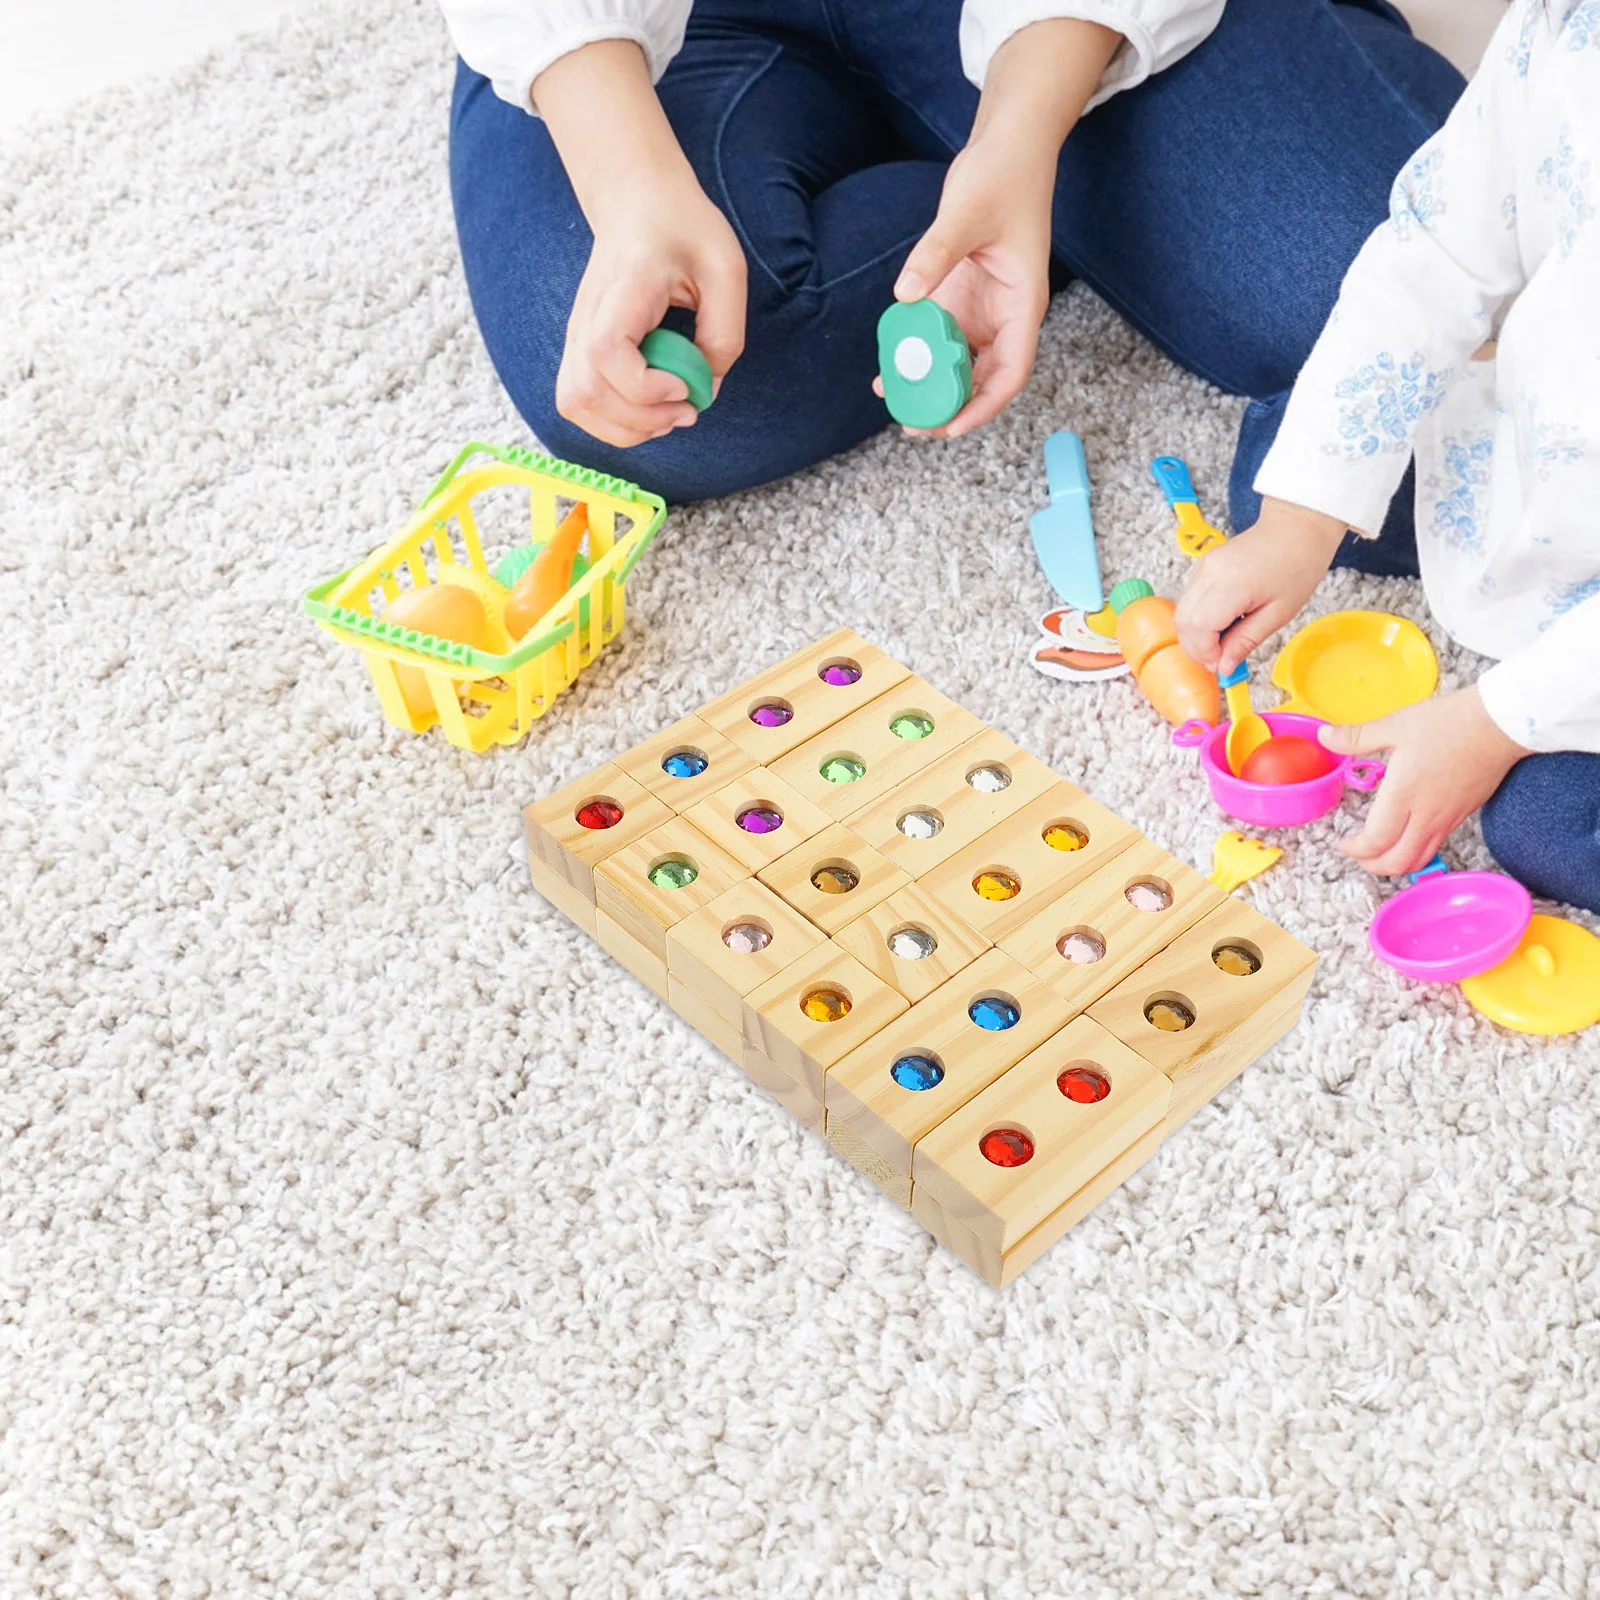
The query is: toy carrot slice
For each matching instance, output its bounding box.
[505,503,589,640]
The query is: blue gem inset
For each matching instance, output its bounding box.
[662,751,709,779]
[969,996,1021,1031]
[890,1055,945,1092]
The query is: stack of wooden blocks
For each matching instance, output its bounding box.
[524,629,1317,1286]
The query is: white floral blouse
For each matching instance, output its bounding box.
[1256,0,1600,755]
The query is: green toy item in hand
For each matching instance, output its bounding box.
[640,327,715,412]
[876,299,972,429]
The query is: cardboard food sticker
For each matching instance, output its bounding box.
[1031,607,1129,683]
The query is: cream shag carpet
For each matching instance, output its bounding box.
[2,4,1597,1595]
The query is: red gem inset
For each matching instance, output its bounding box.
[575,798,623,830]
[1057,1066,1111,1104]
[979,1128,1034,1167]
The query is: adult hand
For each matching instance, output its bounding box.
[1319,686,1531,877]
[1175,498,1349,674]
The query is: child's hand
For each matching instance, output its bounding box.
[1175,498,1349,674]
[1319,686,1531,877]
[886,139,1054,439]
[556,171,746,449]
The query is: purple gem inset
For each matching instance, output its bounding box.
[736,806,784,835]
[819,661,863,687]
[749,702,793,728]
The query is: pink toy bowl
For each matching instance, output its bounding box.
[1368,869,1532,982]
[1172,711,1385,828]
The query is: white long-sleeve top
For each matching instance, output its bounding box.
[1256,0,1600,755]
[437,0,1224,116]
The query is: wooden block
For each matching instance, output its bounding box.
[845,728,1063,874]
[827,1111,911,1207]
[697,627,911,764]
[526,852,597,937]
[1086,898,1318,1124]
[917,783,1142,942]
[745,1044,825,1133]
[665,878,828,1032]
[768,678,986,822]
[595,908,669,998]
[666,978,743,1062]
[995,836,1225,1013]
[910,1015,1171,1256]
[823,948,1079,1192]
[830,883,992,1005]
[680,768,836,873]
[523,763,673,902]
[742,943,909,1108]
[612,712,757,812]
[912,1121,1166,1287]
[755,822,912,936]
[592,817,750,965]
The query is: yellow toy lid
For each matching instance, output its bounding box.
[1459,914,1600,1035]
[1272,610,1438,723]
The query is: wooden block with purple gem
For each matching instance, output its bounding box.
[519,629,1317,1286]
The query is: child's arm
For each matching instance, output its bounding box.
[893,3,1223,438]
[533,40,746,448]
[1177,0,1536,672]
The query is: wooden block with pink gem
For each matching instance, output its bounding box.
[523,628,1317,1288]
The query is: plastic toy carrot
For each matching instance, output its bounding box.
[505,503,589,641]
[1109,577,1220,726]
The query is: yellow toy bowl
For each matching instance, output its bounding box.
[304,442,665,753]
[1271,609,1438,724]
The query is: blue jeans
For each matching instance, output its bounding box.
[1244,403,1600,915]
[448,0,1463,505]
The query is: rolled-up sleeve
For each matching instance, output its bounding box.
[958,0,1224,108]
[438,0,692,113]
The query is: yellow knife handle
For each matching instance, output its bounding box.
[1174,502,1227,558]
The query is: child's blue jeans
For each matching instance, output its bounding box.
[1237,396,1600,916]
[448,0,1463,505]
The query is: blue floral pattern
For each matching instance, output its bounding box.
[1427,433,1496,551]
[1564,0,1600,49]
[1540,574,1600,628]
[1390,149,1445,243]
[1536,126,1594,253]
[1331,353,1454,459]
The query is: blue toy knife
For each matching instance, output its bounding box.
[1029,430,1103,612]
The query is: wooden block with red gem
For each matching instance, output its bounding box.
[521,627,1316,1286]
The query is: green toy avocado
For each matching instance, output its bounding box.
[876,299,972,429]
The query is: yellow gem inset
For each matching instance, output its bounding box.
[1043,823,1086,852]
[1212,943,1262,976]
[1145,998,1194,1032]
[801,987,852,1023]
[973,871,1021,902]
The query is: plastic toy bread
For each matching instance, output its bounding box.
[1109,579,1219,727]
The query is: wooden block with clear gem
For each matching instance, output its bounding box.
[917,784,1141,943]
[768,678,985,822]
[612,712,756,812]
[755,822,912,936]
[666,878,828,1040]
[1086,898,1318,1131]
[679,768,836,874]
[524,763,674,935]
[830,883,992,1005]
[592,816,751,998]
[911,1120,1166,1288]
[910,1014,1170,1257]
[823,948,1078,1207]
[995,837,1225,1015]
[743,943,909,1119]
[697,627,912,764]
[844,727,1062,874]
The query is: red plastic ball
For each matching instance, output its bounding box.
[1239,734,1335,787]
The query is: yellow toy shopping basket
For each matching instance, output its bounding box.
[304,442,665,752]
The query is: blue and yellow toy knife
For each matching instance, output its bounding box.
[1151,454,1228,558]
[1028,430,1103,613]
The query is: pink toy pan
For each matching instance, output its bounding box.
[1368,865,1532,983]
[1172,711,1384,829]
